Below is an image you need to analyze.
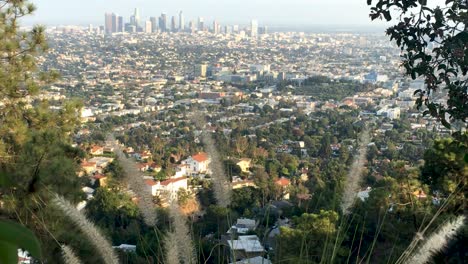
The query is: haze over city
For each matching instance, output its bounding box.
[25,0,388,29]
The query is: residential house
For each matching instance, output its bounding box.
[236,158,252,173]
[227,235,265,262]
[182,152,210,175]
[232,176,257,189]
[81,160,97,174]
[135,150,152,161]
[90,145,104,155]
[88,157,114,172]
[275,177,291,200]
[228,218,258,234]
[146,176,188,200]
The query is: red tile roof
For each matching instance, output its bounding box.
[93,173,106,179]
[145,179,158,186]
[275,177,291,187]
[161,177,187,186]
[192,152,209,163]
[81,161,96,167]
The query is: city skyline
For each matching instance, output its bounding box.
[23,0,392,29]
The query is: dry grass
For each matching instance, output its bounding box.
[193,113,232,208]
[61,245,82,264]
[341,127,371,214]
[166,199,196,264]
[107,134,157,226]
[405,215,466,264]
[52,195,118,264]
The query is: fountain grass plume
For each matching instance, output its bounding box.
[61,245,82,264]
[164,231,181,264]
[405,215,466,264]
[341,127,371,214]
[107,134,157,226]
[52,194,118,264]
[167,199,196,264]
[193,112,232,208]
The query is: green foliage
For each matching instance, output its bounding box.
[275,210,338,263]
[421,133,467,208]
[0,1,83,262]
[0,220,42,264]
[294,76,373,101]
[368,0,468,126]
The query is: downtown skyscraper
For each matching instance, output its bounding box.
[179,11,185,31]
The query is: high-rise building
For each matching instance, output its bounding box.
[117,16,124,32]
[189,20,196,33]
[213,20,219,34]
[198,17,204,31]
[159,13,167,32]
[145,21,152,33]
[111,13,118,33]
[195,64,208,77]
[150,17,158,33]
[233,25,239,33]
[259,26,268,35]
[171,16,176,32]
[134,8,140,28]
[105,13,113,34]
[179,11,185,31]
[250,20,258,38]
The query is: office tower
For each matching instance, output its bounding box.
[259,26,268,35]
[88,24,93,32]
[179,11,185,31]
[159,13,167,32]
[171,16,176,32]
[117,16,123,32]
[189,21,196,33]
[105,13,113,34]
[198,17,204,31]
[213,20,219,34]
[111,13,118,33]
[150,17,157,33]
[125,23,135,33]
[251,20,258,38]
[134,8,140,28]
[233,25,239,33]
[195,64,208,77]
[145,21,152,33]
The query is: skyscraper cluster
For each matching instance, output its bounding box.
[104,8,266,37]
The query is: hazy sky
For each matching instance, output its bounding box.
[23,0,389,28]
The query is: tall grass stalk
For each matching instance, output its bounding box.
[396,185,462,264]
[193,113,231,207]
[167,199,196,264]
[61,245,82,264]
[107,134,157,226]
[405,215,465,264]
[164,231,180,264]
[341,128,370,214]
[52,194,118,264]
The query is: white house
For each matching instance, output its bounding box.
[227,235,265,262]
[146,177,188,200]
[182,152,210,175]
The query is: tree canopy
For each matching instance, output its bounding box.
[368,0,467,127]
